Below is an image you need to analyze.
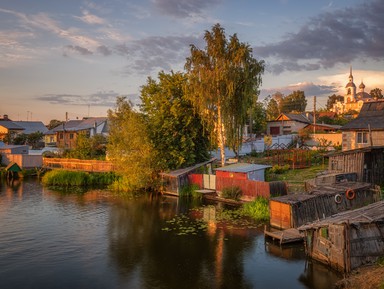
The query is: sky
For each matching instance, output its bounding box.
[0,0,383,124]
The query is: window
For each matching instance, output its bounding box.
[357,132,368,144]
[59,133,63,139]
[70,133,74,139]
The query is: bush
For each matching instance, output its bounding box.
[41,170,117,188]
[241,197,269,221]
[221,186,242,200]
[269,164,290,174]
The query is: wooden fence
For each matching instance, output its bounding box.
[265,149,311,169]
[43,158,115,172]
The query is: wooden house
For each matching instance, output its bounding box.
[53,117,108,149]
[328,146,384,185]
[267,113,311,136]
[340,100,384,151]
[269,181,378,230]
[299,200,384,273]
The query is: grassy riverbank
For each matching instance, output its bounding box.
[41,169,118,188]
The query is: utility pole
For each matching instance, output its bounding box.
[313,96,316,135]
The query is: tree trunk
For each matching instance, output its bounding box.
[217,104,226,167]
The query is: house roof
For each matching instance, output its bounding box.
[215,163,272,173]
[275,113,311,124]
[299,200,384,230]
[0,120,24,130]
[13,121,48,134]
[160,158,216,178]
[341,100,384,130]
[52,117,108,132]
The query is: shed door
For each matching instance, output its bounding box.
[270,201,291,229]
[328,224,347,272]
[203,174,216,190]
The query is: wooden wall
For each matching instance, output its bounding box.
[216,176,270,200]
[43,157,115,172]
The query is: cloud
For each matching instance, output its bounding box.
[116,34,202,75]
[75,10,105,25]
[65,45,93,55]
[254,0,384,73]
[260,81,338,99]
[97,45,112,56]
[152,0,221,18]
[35,91,122,107]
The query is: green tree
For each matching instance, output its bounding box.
[249,101,267,135]
[12,133,27,145]
[47,119,64,130]
[280,90,307,113]
[370,88,383,99]
[107,97,158,191]
[326,94,344,110]
[140,71,210,170]
[185,23,264,166]
[26,131,44,149]
[264,95,280,120]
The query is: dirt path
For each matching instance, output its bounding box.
[334,264,384,289]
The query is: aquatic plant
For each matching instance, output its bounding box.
[240,197,270,222]
[179,184,201,199]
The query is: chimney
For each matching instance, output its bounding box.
[3,114,8,120]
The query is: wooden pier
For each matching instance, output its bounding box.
[264,227,303,245]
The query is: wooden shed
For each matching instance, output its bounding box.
[215,163,271,181]
[215,163,274,200]
[328,146,384,186]
[160,159,215,196]
[269,182,378,230]
[299,201,384,273]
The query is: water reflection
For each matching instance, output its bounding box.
[0,180,341,289]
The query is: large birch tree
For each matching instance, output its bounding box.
[185,23,264,166]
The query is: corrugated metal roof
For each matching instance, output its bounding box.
[13,121,48,134]
[215,163,271,173]
[52,117,107,132]
[0,121,24,130]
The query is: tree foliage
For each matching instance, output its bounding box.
[264,95,280,121]
[280,90,307,113]
[326,94,344,110]
[65,133,107,159]
[370,88,383,99]
[140,71,210,170]
[184,23,264,166]
[47,119,64,130]
[107,97,158,191]
[248,101,267,135]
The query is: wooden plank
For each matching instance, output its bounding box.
[264,228,303,244]
[270,201,291,229]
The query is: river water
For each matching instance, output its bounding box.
[0,179,341,289]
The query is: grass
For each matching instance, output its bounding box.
[267,164,327,192]
[41,169,117,188]
[240,197,270,222]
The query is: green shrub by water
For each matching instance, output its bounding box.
[179,184,201,199]
[42,170,117,187]
[240,197,270,222]
[221,186,242,200]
